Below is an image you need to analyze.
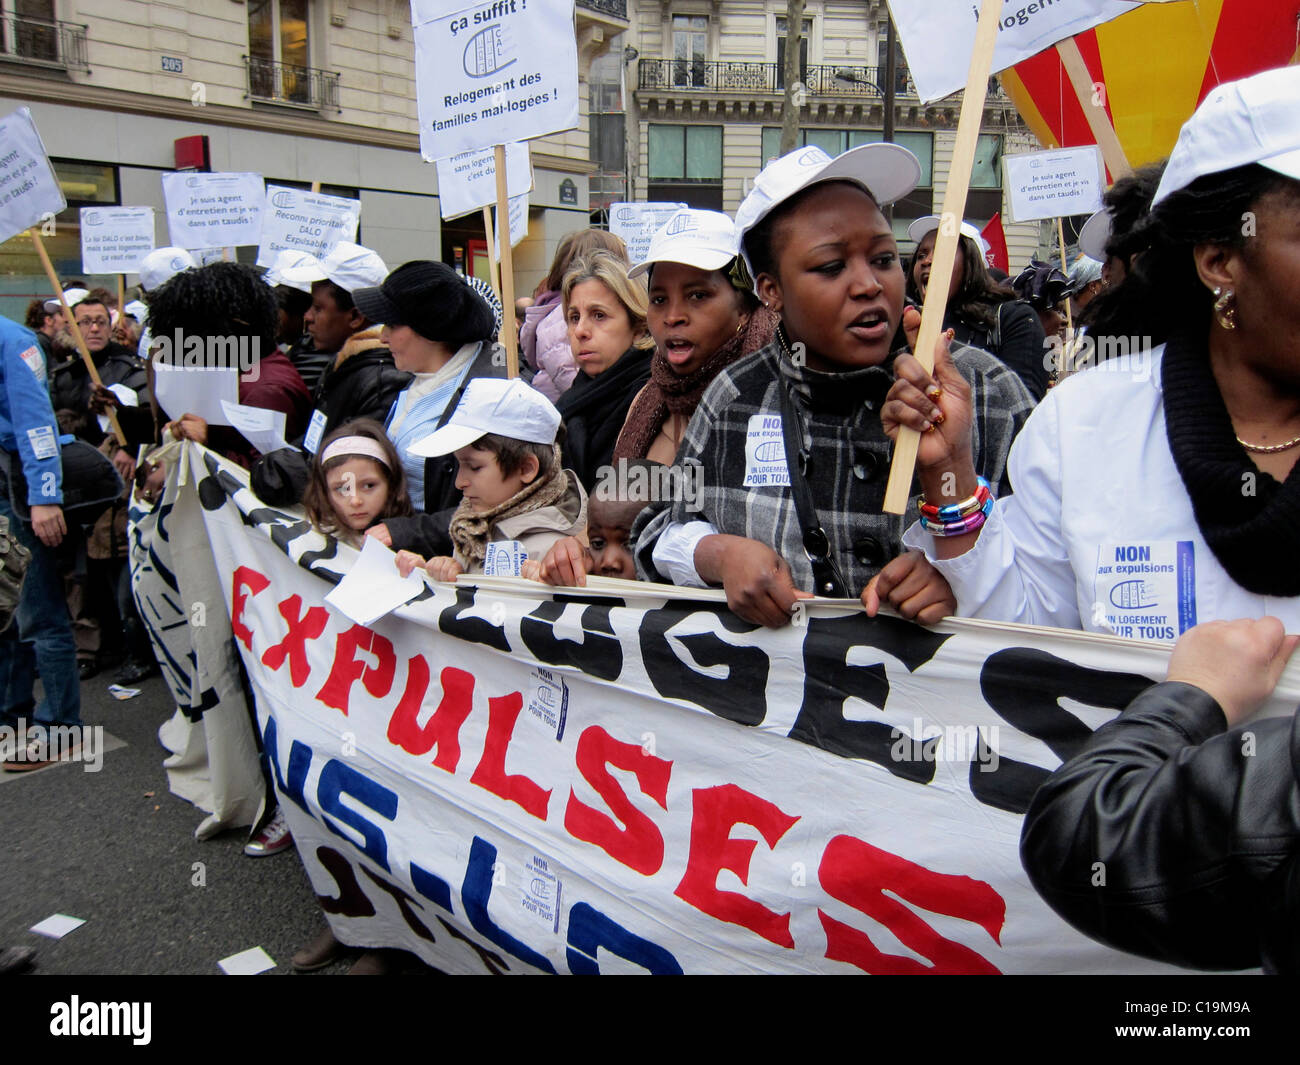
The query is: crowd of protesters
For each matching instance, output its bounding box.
[2,64,1298,977]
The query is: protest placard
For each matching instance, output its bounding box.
[493,192,528,259]
[412,0,579,159]
[1004,146,1105,222]
[255,185,361,268]
[0,107,66,243]
[609,202,689,264]
[162,171,265,251]
[79,206,156,275]
[888,0,1143,103]
[437,141,532,220]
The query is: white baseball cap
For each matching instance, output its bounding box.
[1153,65,1300,207]
[628,209,738,279]
[735,143,922,275]
[407,377,561,457]
[123,299,148,323]
[1077,207,1112,262]
[44,287,90,314]
[138,247,197,293]
[264,249,322,292]
[907,215,991,254]
[281,242,388,294]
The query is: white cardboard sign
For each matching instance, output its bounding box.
[79,206,156,274]
[436,141,532,220]
[255,185,361,268]
[493,192,528,258]
[0,107,66,243]
[888,0,1143,104]
[162,171,265,251]
[412,0,579,159]
[1004,146,1105,222]
[609,202,689,265]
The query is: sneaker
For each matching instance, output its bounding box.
[1,737,57,773]
[243,808,293,857]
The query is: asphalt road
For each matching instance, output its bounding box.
[0,670,357,976]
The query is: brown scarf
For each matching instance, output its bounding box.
[613,305,778,463]
[447,444,568,567]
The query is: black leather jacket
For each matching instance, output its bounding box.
[1020,681,1300,973]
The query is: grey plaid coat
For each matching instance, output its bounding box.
[634,338,1036,594]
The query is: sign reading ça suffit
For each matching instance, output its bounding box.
[147,442,1293,975]
[79,206,156,275]
[255,185,361,268]
[161,171,266,251]
[411,0,579,159]
[888,0,1147,104]
[609,202,690,265]
[436,141,532,220]
[1004,146,1105,222]
[0,107,66,244]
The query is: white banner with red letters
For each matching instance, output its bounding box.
[173,443,1290,974]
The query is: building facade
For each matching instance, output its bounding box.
[0,0,628,317]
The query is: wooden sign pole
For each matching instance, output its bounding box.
[30,228,126,442]
[1057,216,1074,336]
[1055,37,1133,180]
[883,0,1002,514]
[482,204,503,308]
[493,143,519,378]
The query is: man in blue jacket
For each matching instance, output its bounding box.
[0,315,77,772]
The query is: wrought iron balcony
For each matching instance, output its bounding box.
[244,55,341,112]
[0,14,88,70]
[638,58,914,97]
[576,0,627,19]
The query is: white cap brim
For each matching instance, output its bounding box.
[628,246,734,279]
[1077,208,1111,263]
[406,423,483,458]
[1262,145,1300,184]
[279,260,329,287]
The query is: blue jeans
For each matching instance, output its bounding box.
[0,492,80,729]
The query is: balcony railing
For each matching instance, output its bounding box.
[576,0,627,19]
[244,55,341,112]
[0,14,88,70]
[638,59,915,97]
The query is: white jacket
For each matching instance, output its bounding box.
[904,346,1300,637]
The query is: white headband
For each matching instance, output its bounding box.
[320,436,392,468]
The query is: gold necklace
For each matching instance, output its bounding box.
[1235,432,1300,454]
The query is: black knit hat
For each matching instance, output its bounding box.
[353,261,495,346]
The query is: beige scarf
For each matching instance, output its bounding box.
[447,443,568,567]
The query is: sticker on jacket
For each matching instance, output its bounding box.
[1094,540,1196,640]
[303,409,328,455]
[26,425,57,460]
[18,345,45,383]
[743,414,790,488]
[483,539,525,576]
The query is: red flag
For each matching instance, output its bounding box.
[981,213,1008,274]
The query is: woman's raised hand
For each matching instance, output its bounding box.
[882,328,974,474]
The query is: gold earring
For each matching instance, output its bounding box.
[1213,287,1237,331]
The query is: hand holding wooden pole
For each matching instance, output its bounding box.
[882,0,1002,514]
[30,228,126,443]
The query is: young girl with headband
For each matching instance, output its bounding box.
[303,419,413,545]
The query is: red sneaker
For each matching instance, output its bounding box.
[243,808,293,857]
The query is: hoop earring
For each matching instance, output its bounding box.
[1213,286,1237,331]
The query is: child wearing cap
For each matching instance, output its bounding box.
[394,378,587,579]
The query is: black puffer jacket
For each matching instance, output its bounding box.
[49,342,152,446]
[1020,682,1300,973]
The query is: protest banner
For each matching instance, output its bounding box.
[0,107,65,243]
[1004,145,1105,222]
[609,202,689,265]
[411,0,580,161]
[889,0,1152,104]
[148,442,1293,973]
[255,185,361,268]
[162,171,265,251]
[79,206,156,275]
[493,191,528,259]
[436,141,532,220]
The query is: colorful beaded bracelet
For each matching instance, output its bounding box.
[920,494,994,537]
[920,476,992,521]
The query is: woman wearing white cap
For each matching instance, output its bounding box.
[908,215,1050,400]
[635,144,1035,627]
[612,209,778,468]
[890,65,1300,635]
